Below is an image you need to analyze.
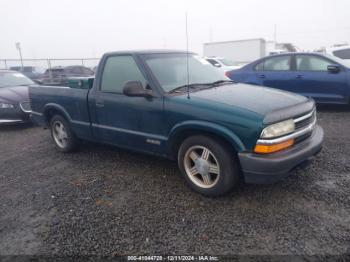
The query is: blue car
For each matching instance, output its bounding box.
[226,52,350,104]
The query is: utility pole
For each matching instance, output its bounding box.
[15,42,24,69]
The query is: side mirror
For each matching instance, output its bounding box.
[123,81,152,97]
[327,64,341,73]
[213,63,222,68]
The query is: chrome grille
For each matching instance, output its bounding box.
[294,109,316,130]
[20,102,31,113]
[293,109,316,145]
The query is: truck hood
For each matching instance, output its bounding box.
[187,83,308,116]
[0,85,29,104]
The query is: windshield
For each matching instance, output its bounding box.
[218,58,238,66]
[143,53,228,92]
[0,71,34,88]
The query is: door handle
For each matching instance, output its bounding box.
[95,99,105,108]
[296,75,303,79]
[259,74,265,79]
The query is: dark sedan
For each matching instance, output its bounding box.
[0,70,34,124]
[37,65,94,86]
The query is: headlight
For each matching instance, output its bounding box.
[260,119,295,138]
[0,103,15,109]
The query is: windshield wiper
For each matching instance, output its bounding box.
[209,80,236,86]
[168,80,235,94]
[168,83,211,93]
[194,80,236,91]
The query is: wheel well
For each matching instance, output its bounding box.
[43,108,67,125]
[171,130,237,159]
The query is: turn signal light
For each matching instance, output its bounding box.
[254,139,294,154]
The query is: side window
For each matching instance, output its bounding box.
[296,55,330,71]
[255,61,264,71]
[101,55,146,93]
[263,56,291,71]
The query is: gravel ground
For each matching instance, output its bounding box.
[0,105,349,257]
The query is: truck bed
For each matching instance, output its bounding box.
[30,85,92,139]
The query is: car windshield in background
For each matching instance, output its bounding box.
[143,53,228,92]
[324,54,350,68]
[218,58,238,66]
[0,72,34,88]
[333,48,350,60]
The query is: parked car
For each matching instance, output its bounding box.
[30,50,323,196]
[226,52,350,104]
[37,65,94,86]
[0,70,34,124]
[324,45,350,61]
[9,66,46,81]
[204,56,243,72]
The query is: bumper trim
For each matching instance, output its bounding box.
[0,119,24,124]
[239,125,324,184]
[19,102,32,113]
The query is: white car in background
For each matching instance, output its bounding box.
[204,57,244,73]
[324,45,350,61]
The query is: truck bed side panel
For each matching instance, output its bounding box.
[30,86,92,140]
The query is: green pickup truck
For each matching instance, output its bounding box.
[30,50,324,196]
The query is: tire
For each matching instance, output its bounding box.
[178,135,240,197]
[50,115,79,152]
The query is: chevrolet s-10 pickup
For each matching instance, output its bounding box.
[30,50,324,196]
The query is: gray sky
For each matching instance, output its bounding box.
[1,0,350,59]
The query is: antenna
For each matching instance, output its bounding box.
[185,12,190,99]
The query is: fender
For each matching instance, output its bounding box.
[167,120,246,153]
[43,103,72,122]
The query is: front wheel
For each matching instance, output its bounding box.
[50,115,79,152]
[178,135,240,197]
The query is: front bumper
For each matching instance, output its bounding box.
[0,106,31,125]
[238,125,324,184]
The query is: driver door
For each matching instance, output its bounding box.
[90,55,165,153]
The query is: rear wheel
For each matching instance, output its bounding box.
[178,135,240,197]
[50,115,79,152]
